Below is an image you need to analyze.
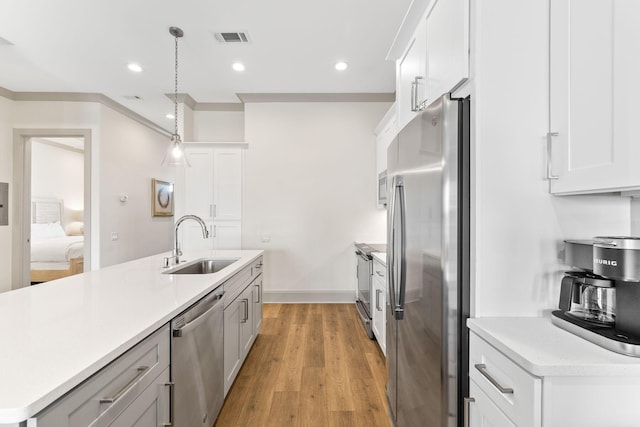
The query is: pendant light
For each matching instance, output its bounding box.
[162,26,190,167]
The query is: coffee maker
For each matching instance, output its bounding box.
[552,237,640,356]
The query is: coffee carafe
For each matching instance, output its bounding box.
[559,271,615,325]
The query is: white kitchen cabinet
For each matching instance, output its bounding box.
[223,257,263,396]
[181,146,243,251]
[549,0,640,194]
[375,104,397,177]
[468,380,515,427]
[396,18,427,131]
[469,333,541,427]
[425,0,469,102]
[371,258,386,356]
[33,325,170,426]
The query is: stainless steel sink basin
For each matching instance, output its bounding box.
[164,258,238,274]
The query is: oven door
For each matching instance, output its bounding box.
[356,251,372,317]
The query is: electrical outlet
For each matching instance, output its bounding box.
[261,234,271,243]
[111,232,119,241]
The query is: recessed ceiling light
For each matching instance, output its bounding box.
[127,63,143,73]
[232,62,245,72]
[334,61,348,71]
[166,114,175,119]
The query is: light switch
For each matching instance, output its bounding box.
[0,183,7,226]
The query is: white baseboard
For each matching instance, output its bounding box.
[263,290,355,303]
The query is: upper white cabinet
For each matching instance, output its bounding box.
[425,0,469,102]
[397,19,427,131]
[393,0,469,132]
[549,0,640,195]
[180,146,243,251]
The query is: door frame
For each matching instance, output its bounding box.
[11,128,92,289]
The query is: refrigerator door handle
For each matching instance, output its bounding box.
[394,179,406,320]
[388,175,397,316]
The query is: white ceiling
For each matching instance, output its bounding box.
[0,0,411,130]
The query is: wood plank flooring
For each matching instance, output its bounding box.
[215,304,390,427]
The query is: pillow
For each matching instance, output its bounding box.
[31,222,67,240]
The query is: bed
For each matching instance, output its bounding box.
[30,199,84,283]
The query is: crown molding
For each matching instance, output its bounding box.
[236,92,395,103]
[0,87,171,137]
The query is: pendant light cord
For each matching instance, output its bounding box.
[174,33,179,137]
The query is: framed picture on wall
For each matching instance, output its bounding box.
[152,179,174,217]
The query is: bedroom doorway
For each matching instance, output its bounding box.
[12,129,92,289]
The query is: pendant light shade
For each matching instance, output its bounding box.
[162,26,190,167]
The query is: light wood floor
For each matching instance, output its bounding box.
[214,303,390,427]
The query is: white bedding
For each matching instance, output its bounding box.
[31,236,84,262]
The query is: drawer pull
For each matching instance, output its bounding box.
[375,270,385,277]
[474,364,514,394]
[163,381,174,426]
[463,397,475,427]
[100,365,150,404]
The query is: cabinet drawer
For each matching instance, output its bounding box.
[34,325,170,426]
[469,333,541,427]
[224,256,263,308]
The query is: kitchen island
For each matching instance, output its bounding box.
[0,249,263,425]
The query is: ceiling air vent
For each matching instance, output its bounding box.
[214,32,250,43]
[124,95,143,101]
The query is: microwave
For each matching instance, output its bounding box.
[378,170,387,206]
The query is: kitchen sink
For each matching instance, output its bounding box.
[164,258,239,274]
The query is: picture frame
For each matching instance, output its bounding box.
[152,179,174,217]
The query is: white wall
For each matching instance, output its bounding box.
[243,102,388,302]
[99,105,175,267]
[469,0,631,317]
[31,139,84,225]
[0,98,175,291]
[0,96,15,293]
[193,111,244,141]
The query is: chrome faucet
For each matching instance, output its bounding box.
[165,214,210,267]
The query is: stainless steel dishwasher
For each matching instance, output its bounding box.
[171,288,225,427]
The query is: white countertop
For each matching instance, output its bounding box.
[0,249,263,424]
[467,314,640,377]
[372,252,386,266]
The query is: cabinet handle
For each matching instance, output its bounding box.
[375,270,384,277]
[241,298,249,323]
[163,382,174,426]
[376,289,382,311]
[411,76,425,112]
[546,132,559,180]
[213,204,217,218]
[254,283,261,303]
[209,204,213,218]
[213,225,217,238]
[463,397,475,427]
[474,364,514,394]
[100,366,150,404]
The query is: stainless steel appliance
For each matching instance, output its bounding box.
[386,94,470,427]
[171,288,225,426]
[355,242,386,339]
[552,237,640,356]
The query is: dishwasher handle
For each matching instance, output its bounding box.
[172,292,225,337]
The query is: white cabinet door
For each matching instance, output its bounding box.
[397,18,427,131]
[550,0,640,194]
[371,259,386,356]
[184,149,214,220]
[181,221,214,252]
[223,297,242,396]
[213,149,242,221]
[425,0,469,102]
[468,380,516,427]
[239,283,255,359]
[109,367,170,427]
[212,221,241,250]
[375,106,397,176]
[252,277,263,335]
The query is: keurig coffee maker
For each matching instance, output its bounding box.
[552,237,640,356]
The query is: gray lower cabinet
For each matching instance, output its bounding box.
[32,325,170,426]
[223,257,263,396]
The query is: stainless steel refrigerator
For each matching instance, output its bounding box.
[386,94,470,427]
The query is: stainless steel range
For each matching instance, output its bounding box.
[355,242,386,339]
